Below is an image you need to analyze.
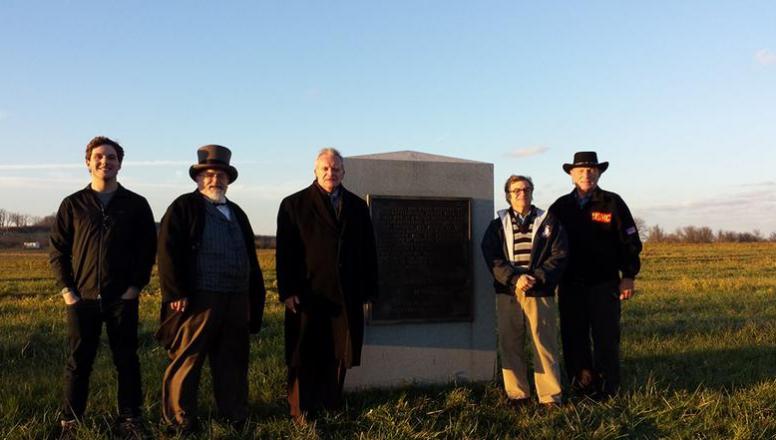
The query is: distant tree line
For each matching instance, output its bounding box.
[0,208,56,229]
[1,208,278,249]
[636,218,776,243]
[2,209,772,248]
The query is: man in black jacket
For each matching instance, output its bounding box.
[157,145,266,433]
[276,148,378,423]
[49,136,157,436]
[481,175,568,408]
[549,151,642,399]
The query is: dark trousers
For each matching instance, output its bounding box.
[287,362,347,418]
[558,281,621,396]
[62,298,142,420]
[162,292,250,426]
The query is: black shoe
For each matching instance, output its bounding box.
[58,419,78,440]
[164,418,198,436]
[118,416,147,439]
[228,418,247,432]
[508,398,531,410]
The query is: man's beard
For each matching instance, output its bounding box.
[201,187,227,203]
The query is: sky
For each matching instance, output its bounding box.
[1,1,774,236]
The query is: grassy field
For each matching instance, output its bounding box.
[1,243,775,439]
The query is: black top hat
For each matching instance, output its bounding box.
[189,145,238,183]
[562,151,609,174]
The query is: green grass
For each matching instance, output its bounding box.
[1,244,775,439]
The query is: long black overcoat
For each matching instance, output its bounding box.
[155,191,266,348]
[276,183,378,368]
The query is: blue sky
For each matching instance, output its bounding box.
[1,1,774,235]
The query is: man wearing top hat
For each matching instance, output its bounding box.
[549,151,642,399]
[157,145,266,432]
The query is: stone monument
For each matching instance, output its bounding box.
[342,151,496,389]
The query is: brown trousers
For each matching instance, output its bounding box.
[162,292,250,425]
[287,362,347,418]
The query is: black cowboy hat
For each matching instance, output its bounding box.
[562,151,609,174]
[189,144,238,183]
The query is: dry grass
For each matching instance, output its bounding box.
[1,244,775,439]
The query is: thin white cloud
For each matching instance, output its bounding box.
[505,146,549,158]
[0,160,191,171]
[736,180,775,187]
[0,159,262,171]
[755,49,776,66]
[645,187,776,212]
[0,175,85,188]
[0,175,295,201]
[0,164,83,170]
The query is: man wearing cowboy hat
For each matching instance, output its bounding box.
[157,145,266,432]
[549,151,642,399]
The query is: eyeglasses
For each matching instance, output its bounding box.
[508,188,533,195]
[201,171,229,180]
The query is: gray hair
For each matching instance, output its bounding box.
[316,147,343,162]
[503,175,534,203]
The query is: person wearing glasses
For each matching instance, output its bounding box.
[156,145,266,434]
[481,175,568,409]
[549,151,642,400]
[49,136,157,438]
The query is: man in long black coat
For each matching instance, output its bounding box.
[157,145,266,433]
[276,148,378,422]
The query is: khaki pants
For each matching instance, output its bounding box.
[162,292,250,425]
[496,293,562,404]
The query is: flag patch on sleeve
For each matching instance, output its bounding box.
[626,226,637,235]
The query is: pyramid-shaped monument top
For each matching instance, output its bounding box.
[347,150,484,164]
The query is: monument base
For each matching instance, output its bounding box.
[345,345,497,390]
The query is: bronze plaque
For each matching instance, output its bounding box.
[367,196,472,323]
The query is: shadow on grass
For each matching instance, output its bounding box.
[625,345,776,392]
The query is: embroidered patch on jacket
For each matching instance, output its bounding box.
[625,226,637,235]
[543,225,552,237]
[591,211,612,223]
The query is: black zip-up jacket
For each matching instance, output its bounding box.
[49,184,157,302]
[549,187,642,286]
[156,191,266,333]
[481,206,568,297]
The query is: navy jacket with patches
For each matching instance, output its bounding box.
[549,187,642,286]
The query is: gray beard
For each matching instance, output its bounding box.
[200,189,226,204]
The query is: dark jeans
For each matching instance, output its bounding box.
[558,281,621,396]
[62,298,142,420]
